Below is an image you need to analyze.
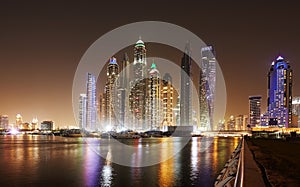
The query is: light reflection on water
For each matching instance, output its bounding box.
[0,135,239,186]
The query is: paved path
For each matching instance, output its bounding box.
[243,141,266,187]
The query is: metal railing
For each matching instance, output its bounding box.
[214,137,244,187]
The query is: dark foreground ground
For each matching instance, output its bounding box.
[247,138,300,187]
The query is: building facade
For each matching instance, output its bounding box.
[249,96,262,127]
[79,94,87,130]
[86,73,97,131]
[0,115,9,130]
[292,97,300,127]
[267,56,292,127]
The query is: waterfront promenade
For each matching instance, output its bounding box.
[243,140,265,187]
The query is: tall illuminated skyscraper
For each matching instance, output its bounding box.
[79,94,87,130]
[180,43,192,126]
[105,57,119,129]
[130,38,147,130]
[267,56,292,127]
[146,63,161,130]
[249,95,261,127]
[86,73,97,131]
[200,46,216,130]
[117,53,130,129]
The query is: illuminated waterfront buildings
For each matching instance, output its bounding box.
[267,56,292,128]
[249,96,261,127]
[200,46,216,130]
[180,43,192,126]
[86,73,97,131]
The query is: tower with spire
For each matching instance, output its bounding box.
[145,62,161,130]
[129,38,147,130]
[105,57,119,129]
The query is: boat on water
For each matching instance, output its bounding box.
[111,131,140,139]
[62,129,82,137]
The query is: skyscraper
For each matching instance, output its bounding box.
[249,95,262,127]
[130,38,147,130]
[86,73,97,131]
[161,73,178,129]
[267,56,293,128]
[146,63,161,130]
[0,115,9,130]
[105,57,119,129]
[200,46,216,130]
[292,97,300,127]
[79,94,87,130]
[117,53,130,129]
[180,43,192,126]
[16,114,22,129]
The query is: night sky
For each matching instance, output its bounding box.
[0,1,299,126]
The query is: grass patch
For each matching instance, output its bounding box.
[247,138,300,187]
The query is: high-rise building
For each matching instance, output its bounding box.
[199,69,210,131]
[105,57,119,129]
[99,93,106,129]
[117,53,130,130]
[86,73,97,131]
[267,56,293,128]
[227,115,235,130]
[200,46,216,130]
[292,97,300,127]
[145,63,161,130]
[180,43,192,126]
[31,117,38,130]
[16,114,23,129]
[79,94,87,130]
[161,73,178,129]
[41,121,54,131]
[249,96,262,127]
[130,38,147,130]
[0,115,9,130]
[235,115,248,130]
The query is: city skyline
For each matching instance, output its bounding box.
[1,1,300,126]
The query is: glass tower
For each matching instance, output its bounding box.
[200,46,216,131]
[180,43,192,126]
[130,38,147,130]
[105,57,119,129]
[267,56,293,128]
[86,73,97,131]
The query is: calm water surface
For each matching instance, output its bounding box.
[0,135,239,187]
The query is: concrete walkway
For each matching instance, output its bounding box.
[243,141,266,187]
